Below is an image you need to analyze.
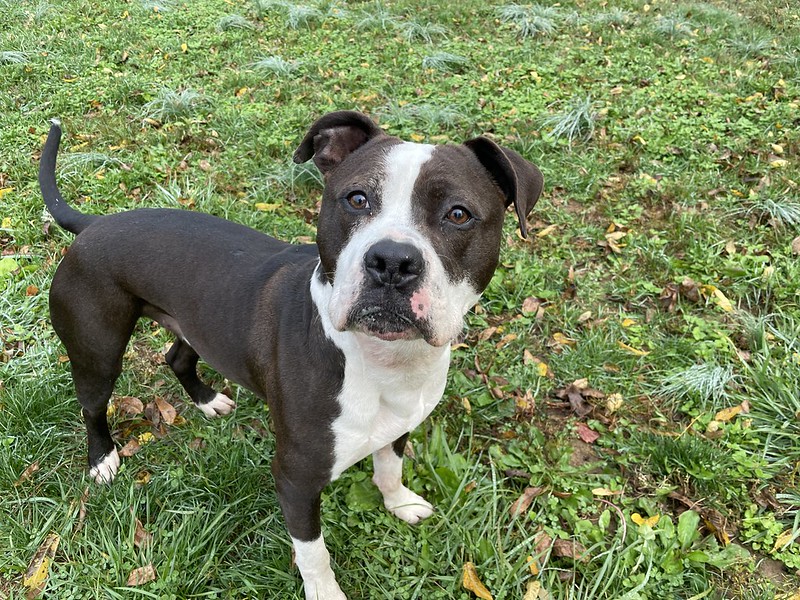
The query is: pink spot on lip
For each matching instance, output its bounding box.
[410,289,430,319]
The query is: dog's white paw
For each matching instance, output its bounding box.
[383,486,434,525]
[197,393,236,418]
[90,448,120,484]
[303,575,347,600]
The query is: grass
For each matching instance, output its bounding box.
[1,0,800,597]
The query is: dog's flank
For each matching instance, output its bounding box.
[41,111,542,599]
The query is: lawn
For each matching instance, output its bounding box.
[1,0,799,598]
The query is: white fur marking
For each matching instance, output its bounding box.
[372,444,433,524]
[197,392,236,418]
[292,535,346,600]
[90,448,120,484]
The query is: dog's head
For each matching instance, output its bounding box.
[294,111,543,348]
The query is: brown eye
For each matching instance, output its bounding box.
[446,206,472,225]
[346,191,370,211]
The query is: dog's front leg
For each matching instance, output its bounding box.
[273,457,346,600]
[372,434,433,525]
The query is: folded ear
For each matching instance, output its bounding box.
[464,137,544,238]
[293,110,387,175]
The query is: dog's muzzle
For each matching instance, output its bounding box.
[347,240,432,342]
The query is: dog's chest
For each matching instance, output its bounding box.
[328,344,450,480]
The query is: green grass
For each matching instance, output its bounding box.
[1,0,800,597]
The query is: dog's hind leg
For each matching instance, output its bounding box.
[165,340,235,418]
[50,279,139,484]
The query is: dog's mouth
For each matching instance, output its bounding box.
[347,305,426,342]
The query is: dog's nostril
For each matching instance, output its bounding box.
[364,240,425,288]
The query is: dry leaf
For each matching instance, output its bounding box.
[617,341,650,356]
[632,513,660,527]
[154,396,177,425]
[552,539,589,563]
[536,224,558,237]
[126,564,157,586]
[592,487,622,496]
[524,580,552,600]
[478,327,498,342]
[116,396,144,417]
[134,519,153,549]
[605,393,624,414]
[715,405,743,422]
[772,529,796,553]
[551,332,576,347]
[576,423,599,444]
[526,554,539,576]
[14,461,40,486]
[462,562,493,599]
[119,438,141,458]
[522,297,541,314]
[792,235,800,256]
[23,533,60,598]
[509,486,546,517]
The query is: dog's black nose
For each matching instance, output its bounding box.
[364,240,425,289]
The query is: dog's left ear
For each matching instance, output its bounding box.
[464,137,543,238]
[294,111,386,176]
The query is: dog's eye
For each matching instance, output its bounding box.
[346,191,370,211]
[445,206,472,226]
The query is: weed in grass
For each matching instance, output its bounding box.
[0,51,30,65]
[727,31,774,58]
[652,16,696,41]
[734,197,800,230]
[251,55,301,76]
[140,0,175,12]
[497,4,559,38]
[252,0,284,19]
[542,95,597,145]
[58,152,125,177]
[421,51,470,73]
[657,363,737,409]
[217,14,256,31]
[398,20,448,43]
[355,2,400,32]
[141,88,210,123]
[592,8,635,30]
[285,4,324,29]
[386,103,465,128]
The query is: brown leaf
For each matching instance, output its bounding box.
[75,487,90,534]
[126,564,157,586]
[552,539,589,563]
[144,401,160,426]
[14,461,40,486]
[25,285,39,296]
[478,327,498,342]
[679,277,701,303]
[659,283,679,311]
[509,486,546,517]
[576,423,600,444]
[568,392,592,418]
[119,438,141,458]
[154,396,177,425]
[117,396,144,417]
[134,519,153,549]
[792,235,800,256]
[533,531,553,559]
[521,297,541,314]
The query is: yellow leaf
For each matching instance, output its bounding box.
[526,555,539,575]
[235,87,249,97]
[592,487,622,496]
[1,217,11,229]
[536,362,549,377]
[180,43,188,52]
[621,318,636,328]
[254,202,280,212]
[0,187,13,200]
[23,533,60,593]
[712,288,734,312]
[552,332,576,347]
[617,341,649,356]
[462,397,472,414]
[770,158,789,169]
[632,513,660,527]
[606,393,624,413]
[138,432,155,445]
[772,529,796,553]
[524,580,548,600]
[714,405,742,422]
[536,224,558,237]
[462,562,493,600]
[410,133,425,142]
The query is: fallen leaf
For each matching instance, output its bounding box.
[134,519,153,549]
[576,423,599,444]
[551,332,577,347]
[617,341,650,356]
[26,285,39,296]
[524,580,552,600]
[536,224,558,237]
[254,202,280,211]
[154,396,177,425]
[14,461,40,486]
[116,396,144,417]
[126,564,157,586]
[632,513,660,527]
[772,529,796,553]
[478,327,498,342]
[510,486,546,517]
[23,533,60,598]
[591,487,622,496]
[134,470,151,485]
[462,562,493,599]
[137,432,154,445]
[522,297,541,314]
[605,393,624,413]
[715,405,742,422]
[552,539,589,563]
[526,554,539,576]
[792,236,800,256]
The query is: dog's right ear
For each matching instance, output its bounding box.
[293,111,386,176]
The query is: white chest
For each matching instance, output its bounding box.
[328,340,450,480]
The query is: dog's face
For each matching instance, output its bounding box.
[294,111,543,348]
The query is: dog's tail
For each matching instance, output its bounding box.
[39,120,99,235]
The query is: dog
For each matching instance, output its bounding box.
[39,110,543,599]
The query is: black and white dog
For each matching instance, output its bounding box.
[39,111,542,599]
